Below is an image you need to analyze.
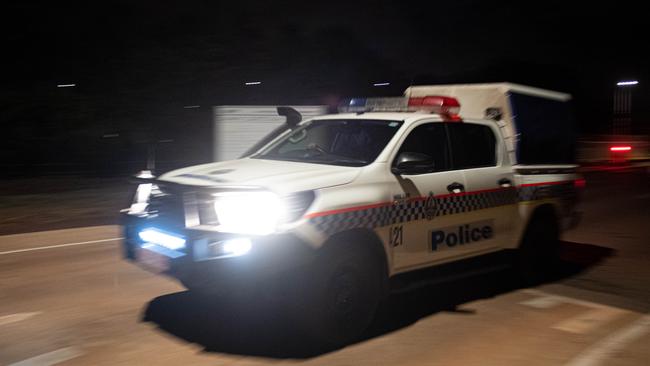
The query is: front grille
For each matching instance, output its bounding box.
[196,193,219,226]
[147,188,185,226]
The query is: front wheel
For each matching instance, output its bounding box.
[294,243,385,348]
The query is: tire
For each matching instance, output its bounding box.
[516,211,560,285]
[293,242,385,348]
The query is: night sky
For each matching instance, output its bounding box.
[2,1,648,174]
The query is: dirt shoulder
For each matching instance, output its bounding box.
[0,176,132,236]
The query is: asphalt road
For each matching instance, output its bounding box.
[1,169,648,365]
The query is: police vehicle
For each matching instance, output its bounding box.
[122,83,583,346]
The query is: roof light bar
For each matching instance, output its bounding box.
[339,97,407,113]
[338,95,461,119]
[408,96,461,119]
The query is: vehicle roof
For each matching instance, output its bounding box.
[311,112,488,126]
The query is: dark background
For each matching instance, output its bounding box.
[2,1,648,176]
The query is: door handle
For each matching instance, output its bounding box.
[392,193,409,205]
[498,178,512,187]
[447,182,465,194]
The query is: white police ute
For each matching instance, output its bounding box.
[122,83,583,346]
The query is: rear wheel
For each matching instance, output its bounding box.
[516,211,560,285]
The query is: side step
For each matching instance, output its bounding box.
[390,250,514,294]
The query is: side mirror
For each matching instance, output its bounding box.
[391,152,434,175]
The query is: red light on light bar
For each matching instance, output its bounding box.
[610,146,632,152]
[408,95,461,120]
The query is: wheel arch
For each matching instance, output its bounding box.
[519,203,560,248]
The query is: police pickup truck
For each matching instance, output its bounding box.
[122,83,583,346]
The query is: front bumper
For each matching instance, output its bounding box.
[122,213,317,292]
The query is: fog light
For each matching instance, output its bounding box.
[138,228,186,250]
[209,238,252,257]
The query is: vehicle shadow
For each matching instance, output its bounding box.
[142,240,614,359]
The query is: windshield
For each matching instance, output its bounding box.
[253,119,403,166]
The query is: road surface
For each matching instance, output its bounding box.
[1,169,648,365]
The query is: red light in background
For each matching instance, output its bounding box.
[574,178,586,189]
[610,146,632,152]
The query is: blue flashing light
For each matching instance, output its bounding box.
[339,96,409,113]
[138,228,186,250]
[349,98,367,106]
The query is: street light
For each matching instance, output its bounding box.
[616,80,638,86]
[57,84,76,88]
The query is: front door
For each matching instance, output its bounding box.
[388,121,468,271]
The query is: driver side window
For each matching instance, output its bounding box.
[396,123,451,172]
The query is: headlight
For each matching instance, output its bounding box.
[212,191,286,235]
